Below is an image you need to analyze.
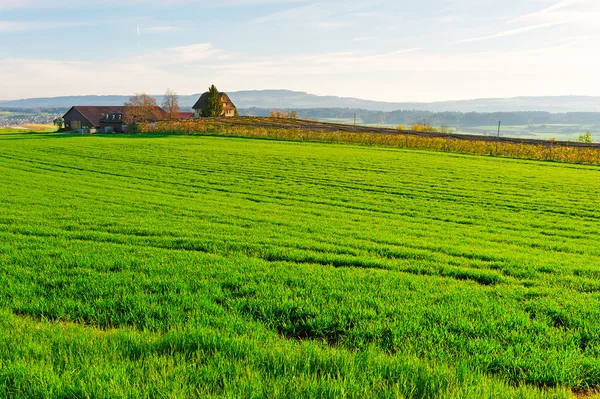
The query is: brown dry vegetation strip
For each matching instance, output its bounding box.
[175,117,600,149]
[141,117,600,165]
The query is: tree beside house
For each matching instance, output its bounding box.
[192,85,237,118]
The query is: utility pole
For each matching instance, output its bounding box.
[496,121,501,153]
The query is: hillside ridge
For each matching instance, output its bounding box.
[1,90,600,113]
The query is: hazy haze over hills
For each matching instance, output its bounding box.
[1,90,600,113]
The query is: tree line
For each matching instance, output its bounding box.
[241,108,600,127]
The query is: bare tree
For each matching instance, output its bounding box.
[162,89,180,120]
[268,110,288,119]
[124,93,160,124]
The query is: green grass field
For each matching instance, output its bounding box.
[0,127,32,134]
[461,125,599,142]
[1,132,600,398]
[318,119,599,141]
[0,126,56,135]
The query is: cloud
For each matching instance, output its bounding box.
[2,0,600,103]
[140,26,184,33]
[0,20,87,32]
[455,0,600,44]
[508,0,579,23]
[208,48,426,77]
[2,40,600,103]
[165,43,224,62]
[0,0,28,8]
[352,36,379,42]
[317,21,353,30]
[252,4,324,23]
[456,21,567,43]
[135,43,231,66]
[0,0,309,9]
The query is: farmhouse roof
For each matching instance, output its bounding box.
[192,93,209,110]
[192,92,235,110]
[64,106,126,126]
[63,106,167,125]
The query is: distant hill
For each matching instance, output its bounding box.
[1,90,599,113]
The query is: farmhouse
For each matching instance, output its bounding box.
[63,106,167,133]
[192,92,237,118]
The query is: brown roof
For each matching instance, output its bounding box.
[63,106,167,126]
[192,93,209,110]
[192,92,236,110]
[64,106,124,126]
[99,112,123,123]
[178,112,194,119]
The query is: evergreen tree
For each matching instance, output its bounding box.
[201,85,224,117]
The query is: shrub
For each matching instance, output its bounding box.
[440,125,452,134]
[126,123,140,134]
[269,110,289,119]
[578,132,593,143]
[412,123,438,133]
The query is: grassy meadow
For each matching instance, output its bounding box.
[0,126,56,135]
[1,131,600,398]
[459,125,599,142]
[146,119,600,165]
[317,119,599,141]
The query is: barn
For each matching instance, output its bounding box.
[63,106,167,133]
[63,106,125,133]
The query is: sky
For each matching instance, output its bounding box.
[0,0,599,102]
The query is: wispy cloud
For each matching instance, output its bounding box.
[3,40,600,102]
[456,21,567,43]
[0,0,306,9]
[352,36,379,42]
[364,48,424,59]
[136,43,232,66]
[317,21,352,30]
[508,0,579,23]
[0,20,87,32]
[140,26,185,33]
[2,0,600,102]
[455,0,600,44]
[252,4,324,23]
